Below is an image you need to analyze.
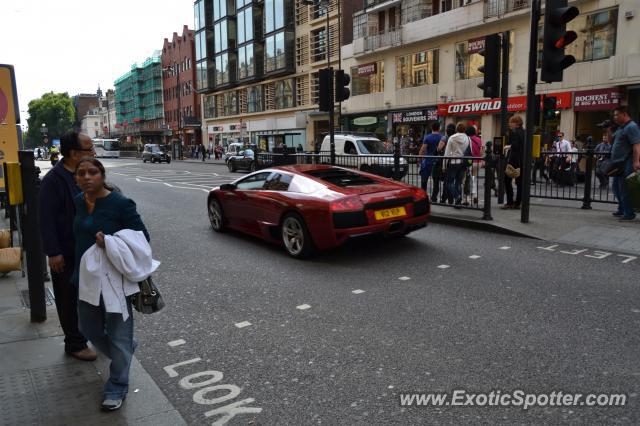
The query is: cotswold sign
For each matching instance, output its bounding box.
[438,92,572,116]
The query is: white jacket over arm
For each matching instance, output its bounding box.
[79,229,160,321]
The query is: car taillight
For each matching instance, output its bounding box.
[330,196,364,212]
[411,188,428,201]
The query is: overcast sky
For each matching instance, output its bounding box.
[2,0,194,123]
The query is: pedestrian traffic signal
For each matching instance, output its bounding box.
[477,34,501,98]
[318,68,333,112]
[541,0,579,83]
[543,96,557,119]
[334,69,351,103]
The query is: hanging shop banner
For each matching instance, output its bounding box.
[573,88,621,111]
[467,37,485,54]
[357,63,377,77]
[391,108,438,124]
[438,92,572,116]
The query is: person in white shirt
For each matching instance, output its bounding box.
[444,122,470,207]
[554,132,572,153]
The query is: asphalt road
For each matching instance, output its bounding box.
[101,159,639,425]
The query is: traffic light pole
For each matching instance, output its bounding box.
[497,31,510,205]
[521,0,541,223]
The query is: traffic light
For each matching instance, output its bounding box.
[334,69,351,102]
[543,96,557,119]
[318,68,333,112]
[541,0,579,83]
[477,34,501,98]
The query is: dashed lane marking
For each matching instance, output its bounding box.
[296,304,311,310]
[499,246,511,250]
[168,339,186,347]
[469,255,481,259]
[234,321,252,329]
[437,265,450,269]
[352,289,365,294]
[398,276,411,281]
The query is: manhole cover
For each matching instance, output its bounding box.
[20,288,55,308]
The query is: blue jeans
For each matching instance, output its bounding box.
[612,159,635,218]
[79,298,135,400]
[446,163,466,203]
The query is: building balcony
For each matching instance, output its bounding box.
[364,0,401,12]
[353,28,402,57]
[484,0,529,19]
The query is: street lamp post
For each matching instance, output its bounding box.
[40,123,48,146]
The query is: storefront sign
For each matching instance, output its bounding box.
[438,92,572,116]
[391,108,438,124]
[573,88,621,111]
[353,116,378,126]
[357,63,377,77]
[467,37,485,54]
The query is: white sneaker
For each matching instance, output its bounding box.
[101,398,123,412]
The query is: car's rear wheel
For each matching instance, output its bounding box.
[167,158,171,164]
[228,161,236,172]
[281,213,313,259]
[143,158,147,163]
[208,198,226,232]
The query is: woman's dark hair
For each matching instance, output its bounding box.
[431,122,441,132]
[446,123,456,137]
[60,131,82,157]
[75,158,115,191]
[466,125,477,136]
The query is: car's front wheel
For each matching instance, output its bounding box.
[166,158,171,164]
[143,158,147,163]
[228,161,236,172]
[281,213,313,259]
[208,198,226,232]
[249,161,256,172]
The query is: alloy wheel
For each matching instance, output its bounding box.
[282,217,304,256]
[208,199,224,231]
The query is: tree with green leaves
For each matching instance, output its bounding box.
[26,92,75,148]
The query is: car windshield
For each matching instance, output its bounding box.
[104,140,119,151]
[305,168,377,187]
[150,146,163,153]
[356,139,385,154]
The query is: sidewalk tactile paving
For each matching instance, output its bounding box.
[37,383,103,419]
[0,370,33,396]
[30,363,102,391]
[0,393,41,425]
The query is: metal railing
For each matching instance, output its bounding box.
[365,28,402,52]
[484,0,529,18]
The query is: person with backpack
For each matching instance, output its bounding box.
[464,125,483,205]
[444,123,470,208]
[418,122,442,192]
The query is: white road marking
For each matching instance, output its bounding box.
[469,255,481,259]
[632,309,640,314]
[352,289,365,294]
[437,265,450,269]
[234,321,252,329]
[398,276,411,281]
[168,339,186,347]
[585,251,612,259]
[499,246,511,250]
[617,254,637,264]
[296,304,311,310]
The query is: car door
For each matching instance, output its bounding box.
[248,172,294,230]
[226,172,271,232]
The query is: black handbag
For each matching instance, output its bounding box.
[130,276,165,314]
[597,158,626,177]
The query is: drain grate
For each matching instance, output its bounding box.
[20,288,55,308]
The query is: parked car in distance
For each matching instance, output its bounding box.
[207,164,429,258]
[227,149,256,172]
[142,144,171,164]
[319,133,408,179]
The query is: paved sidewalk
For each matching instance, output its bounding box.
[0,259,185,425]
[430,197,640,255]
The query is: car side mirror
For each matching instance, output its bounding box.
[220,183,236,191]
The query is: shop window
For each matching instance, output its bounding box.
[274,79,295,109]
[396,49,439,89]
[351,61,384,96]
[455,32,513,80]
[537,7,617,66]
[247,86,264,113]
[204,95,216,118]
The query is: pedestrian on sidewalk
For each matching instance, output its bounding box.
[502,115,524,210]
[432,124,455,203]
[38,132,98,362]
[444,122,470,208]
[201,144,206,162]
[611,106,640,220]
[418,121,441,192]
[73,158,151,412]
[465,125,483,205]
[594,131,612,189]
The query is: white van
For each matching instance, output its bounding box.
[319,133,407,178]
[223,142,245,163]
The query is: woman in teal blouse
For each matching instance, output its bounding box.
[73,158,149,412]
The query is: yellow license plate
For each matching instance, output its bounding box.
[374,206,407,220]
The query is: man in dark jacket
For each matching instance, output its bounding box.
[38,132,97,361]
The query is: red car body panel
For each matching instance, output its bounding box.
[208,165,430,251]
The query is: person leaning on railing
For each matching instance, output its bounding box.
[501,115,524,210]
